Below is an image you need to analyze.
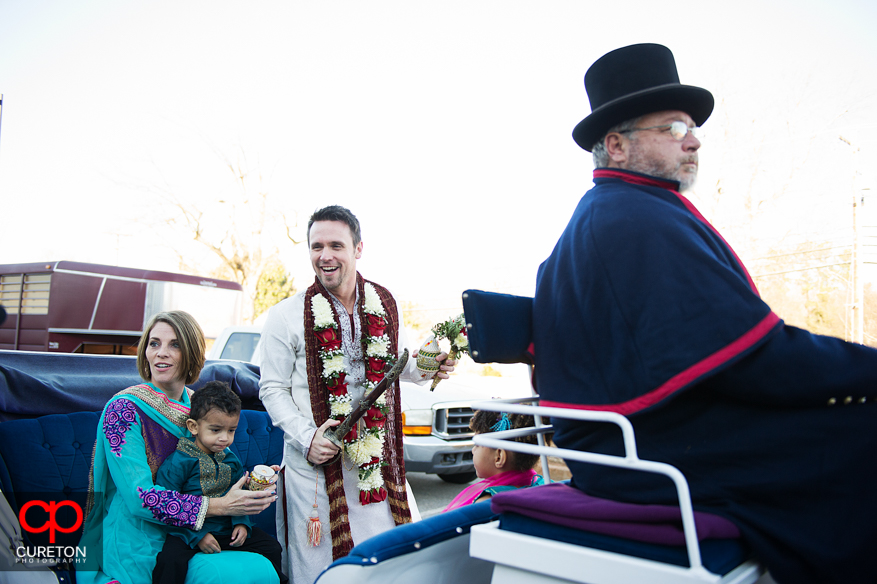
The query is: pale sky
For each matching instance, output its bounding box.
[2,0,877,315]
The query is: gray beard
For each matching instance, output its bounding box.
[627,149,697,192]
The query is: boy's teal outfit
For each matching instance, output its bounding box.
[156,438,252,546]
[153,437,287,584]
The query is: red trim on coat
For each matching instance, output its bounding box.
[541,312,781,416]
[593,168,679,190]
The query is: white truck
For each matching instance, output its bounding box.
[208,325,532,483]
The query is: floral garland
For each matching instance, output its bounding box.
[312,283,395,505]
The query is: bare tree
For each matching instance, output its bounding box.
[753,240,853,341]
[147,147,302,323]
[690,66,873,345]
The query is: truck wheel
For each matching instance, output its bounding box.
[438,471,477,484]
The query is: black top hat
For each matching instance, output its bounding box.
[572,43,714,152]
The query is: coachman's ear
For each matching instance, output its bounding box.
[605,133,629,164]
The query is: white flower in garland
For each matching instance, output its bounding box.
[346,440,373,466]
[362,283,383,315]
[361,467,384,491]
[362,432,384,458]
[330,399,353,417]
[312,295,336,329]
[322,353,346,377]
[366,336,390,358]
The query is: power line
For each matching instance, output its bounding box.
[753,262,852,278]
[746,244,853,262]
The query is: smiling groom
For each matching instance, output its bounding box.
[259,205,454,584]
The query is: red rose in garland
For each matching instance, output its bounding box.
[365,369,384,384]
[330,372,346,385]
[364,406,385,429]
[315,327,342,351]
[326,373,348,397]
[371,487,388,503]
[329,383,348,397]
[360,486,388,505]
[365,357,386,384]
[365,313,387,337]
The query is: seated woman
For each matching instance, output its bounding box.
[444,411,544,511]
[77,310,279,584]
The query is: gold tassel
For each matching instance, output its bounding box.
[307,504,322,546]
[306,471,323,546]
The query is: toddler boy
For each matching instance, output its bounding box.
[152,381,287,584]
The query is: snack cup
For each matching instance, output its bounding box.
[248,464,275,491]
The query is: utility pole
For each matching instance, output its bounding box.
[852,192,864,344]
[842,135,865,344]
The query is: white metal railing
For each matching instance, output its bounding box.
[471,398,715,580]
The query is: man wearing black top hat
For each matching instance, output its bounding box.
[534,43,877,584]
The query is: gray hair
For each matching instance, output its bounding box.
[591,116,644,168]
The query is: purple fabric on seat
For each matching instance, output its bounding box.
[490,482,740,545]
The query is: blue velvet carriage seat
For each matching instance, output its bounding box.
[315,501,498,584]
[0,408,284,583]
[0,409,283,540]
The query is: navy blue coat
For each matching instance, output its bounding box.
[535,169,877,583]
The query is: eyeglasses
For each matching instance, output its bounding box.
[618,120,699,141]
